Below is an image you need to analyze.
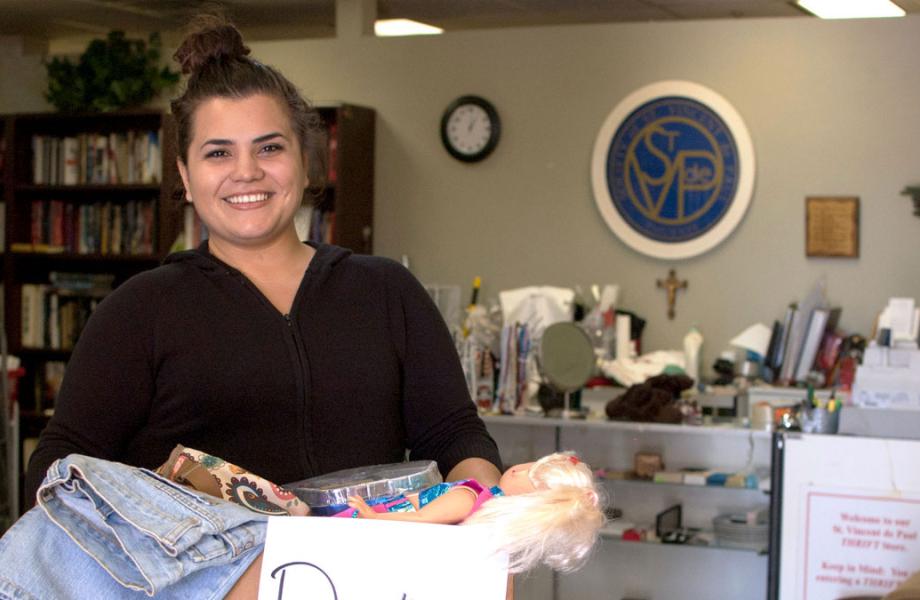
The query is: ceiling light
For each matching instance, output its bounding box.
[374,19,443,37]
[797,0,905,19]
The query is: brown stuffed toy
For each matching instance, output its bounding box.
[605,373,694,423]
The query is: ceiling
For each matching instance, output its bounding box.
[1,0,920,43]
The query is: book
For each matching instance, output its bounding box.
[764,319,783,381]
[681,468,713,486]
[772,304,795,375]
[817,330,844,382]
[794,308,831,383]
[43,361,67,407]
[795,307,842,382]
[62,136,80,185]
[652,471,684,484]
[21,283,46,348]
[21,283,35,347]
[93,134,108,184]
[778,306,804,384]
[10,242,65,254]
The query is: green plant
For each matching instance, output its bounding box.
[45,31,180,113]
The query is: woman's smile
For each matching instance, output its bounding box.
[223,192,272,206]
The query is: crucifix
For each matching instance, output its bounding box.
[656,269,687,320]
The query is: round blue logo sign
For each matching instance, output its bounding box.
[592,81,755,259]
[607,97,738,243]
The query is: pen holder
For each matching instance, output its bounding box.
[800,407,839,434]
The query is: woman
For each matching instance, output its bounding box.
[25,14,501,504]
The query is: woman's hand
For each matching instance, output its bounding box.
[346,495,378,519]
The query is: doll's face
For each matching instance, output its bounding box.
[500,462,536,496]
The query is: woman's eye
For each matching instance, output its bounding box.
[260,143,283,154]
[205,149,229,159]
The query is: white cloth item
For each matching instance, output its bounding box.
[599,350,687,387]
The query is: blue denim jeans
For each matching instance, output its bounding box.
[0,454,266,599]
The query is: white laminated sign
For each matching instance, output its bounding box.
[258,517,509,600]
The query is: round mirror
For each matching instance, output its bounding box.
[540,322,595,393]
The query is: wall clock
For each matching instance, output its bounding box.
[440,95,501,162]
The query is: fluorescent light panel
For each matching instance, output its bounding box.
[375,18,443,37]
[797,0,905,19]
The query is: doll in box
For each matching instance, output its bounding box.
[340,452,606,574]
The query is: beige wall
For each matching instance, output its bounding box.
[0,36,49,112]
[3,16,920,373]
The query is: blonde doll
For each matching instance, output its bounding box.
[343,452,606,573]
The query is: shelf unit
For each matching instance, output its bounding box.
[1,115,10,531]
[0,110,182,515]
[482,414,773,600]
[0,105,376,517]
[310,103,375,254]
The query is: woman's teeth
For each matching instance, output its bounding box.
[225,193,269,204]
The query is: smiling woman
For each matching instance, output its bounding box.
[176,94,312,311]
[10,13,504,600]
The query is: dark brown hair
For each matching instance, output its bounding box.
[170,14,326,189]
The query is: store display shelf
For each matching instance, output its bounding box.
[481,414,771,439]
[598,528,768,555]
[599,476,771,495]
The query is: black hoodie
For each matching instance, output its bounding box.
[26,242,501,502]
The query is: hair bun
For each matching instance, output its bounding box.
[173,15,251,75]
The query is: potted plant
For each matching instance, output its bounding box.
[45,31,179,113]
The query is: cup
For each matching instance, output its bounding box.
[751,402,773,431]
[800,407,839,434]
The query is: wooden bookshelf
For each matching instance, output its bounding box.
[1,110,182,513]
[1,104,375,514]
[311,104,375,254]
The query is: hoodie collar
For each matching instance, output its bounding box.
[163,241,353,276]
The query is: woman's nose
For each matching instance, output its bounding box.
[231,152,263,181]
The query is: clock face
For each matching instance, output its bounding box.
[441,96,500,162]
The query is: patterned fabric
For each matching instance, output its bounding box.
[156,445,309,516]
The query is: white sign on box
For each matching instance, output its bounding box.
[258,517,509,600]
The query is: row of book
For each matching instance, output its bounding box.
[308,207,336,245]
[182,204,208,250]
[21,198,157,256]
[27,360,66,415]
[31,130,162,186]
[21,272,115,350]
[764,303,843,386]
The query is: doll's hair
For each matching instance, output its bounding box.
[462,452,606,574]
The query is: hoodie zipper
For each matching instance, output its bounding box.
[283,311,318,476]
[227,270,317,476]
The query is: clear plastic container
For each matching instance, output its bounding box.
[286,460,441,515]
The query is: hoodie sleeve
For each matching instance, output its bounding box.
[383,261,503,478]
[24,279,155,504]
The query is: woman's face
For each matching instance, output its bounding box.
[178,93,308,252]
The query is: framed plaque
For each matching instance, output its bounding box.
[805,196,859,258]
[591,81,756,260]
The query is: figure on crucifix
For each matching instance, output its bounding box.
[656,269,687,320]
